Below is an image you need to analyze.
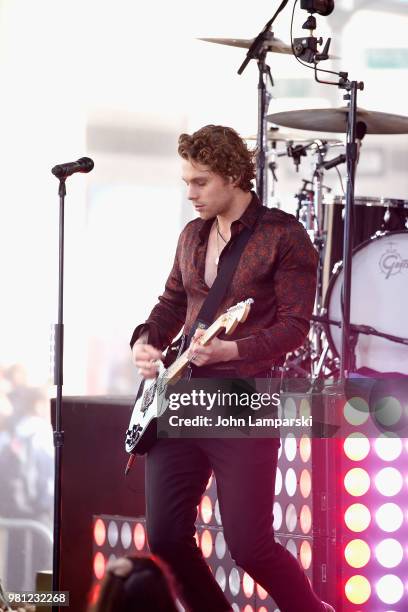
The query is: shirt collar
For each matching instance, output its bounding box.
[198,190,261,242]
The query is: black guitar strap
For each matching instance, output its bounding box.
[186,206,267,346]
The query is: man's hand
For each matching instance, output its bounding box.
[132,340,163,379]
[188,328,240,367]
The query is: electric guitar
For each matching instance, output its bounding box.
[125,299,254,456]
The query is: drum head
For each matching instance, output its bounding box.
[325,231,408,375]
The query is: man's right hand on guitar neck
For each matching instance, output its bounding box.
[132,333,163,379]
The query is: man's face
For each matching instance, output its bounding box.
[181,158,236,220]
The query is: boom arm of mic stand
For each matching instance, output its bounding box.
[237,0,291,75]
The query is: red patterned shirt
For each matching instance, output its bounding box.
[130,192,318,376]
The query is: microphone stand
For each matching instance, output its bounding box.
[51,178,66,612]
[237,0,290,203]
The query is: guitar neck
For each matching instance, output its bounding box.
[165,318,224,380]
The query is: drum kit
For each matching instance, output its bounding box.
[200,33,408,379]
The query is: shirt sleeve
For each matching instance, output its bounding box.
[129,232,187,350]
[234,224,318,361]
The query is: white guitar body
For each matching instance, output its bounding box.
[125,299,254,456]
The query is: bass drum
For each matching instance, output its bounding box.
[324,231,408,375]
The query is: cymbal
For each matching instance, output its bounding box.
[245,129,342,145]
[198,33,292,55]
[267,107,408,134]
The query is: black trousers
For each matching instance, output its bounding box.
[145,437,324,612]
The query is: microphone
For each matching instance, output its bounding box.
[51,157,94,179]
[322,153,346,170]
[300,0,334,16]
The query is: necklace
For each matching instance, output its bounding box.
[215,218,227,266]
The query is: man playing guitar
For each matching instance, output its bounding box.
[130,125,334,612]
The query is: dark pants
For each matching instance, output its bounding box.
[145,437,324,612]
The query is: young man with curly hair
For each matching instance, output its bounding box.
[130,125,334,612]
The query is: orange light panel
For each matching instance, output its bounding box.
[300,505,312,534]
[201,495,213,524]
[201,529,213,558]
[343,434,370,461]
[300,435,311,462]
[344,504,371,533]
[93,552,106,580]
[256,583,268,600]
[243,572,254,598]
[344,468,370,497]
[344,539,371,568]
[93,519,106,547]
[345,575,371,604]
[300,540,312,569]
[133,522,146,551]
[300,469,312,498]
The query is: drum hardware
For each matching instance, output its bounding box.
[267,107,408,134]
[322,231,408,376]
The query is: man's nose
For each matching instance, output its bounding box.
[187,185,198,201]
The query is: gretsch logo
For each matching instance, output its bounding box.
[379,242,408,279]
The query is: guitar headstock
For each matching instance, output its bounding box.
[218,299,254,335]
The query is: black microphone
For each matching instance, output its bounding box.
[51,157,94,179]
[301,0,334,16]
[322,153,346,170]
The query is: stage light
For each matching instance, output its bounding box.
[243,573,254,598]
[344,468,370,497]
[299,435,311,462]
[201,529,213,558]
[373,396,402,427]
[374,434,403,461]
[215,566,226,591]
[300,540,312,569]
[344,504,371,532]
[375,503,403,532]
[229,568,241,596]
[243,605,254,612]
[283,397,297,419]
[343,434,370,461]
[107,520,118,548]
[275,467,282,495]
[285,503,297,532]
[376,574,404,604]
[215,531,226,560]
[286,539,297,559]
[300,505,312,534]
[273,502,283,530]
[374,467,403,497]
[344,539,371,568]
[201,495,213,523]
[299,398,311,419]
[93,518,106,547]
[256,583,268,600]
[214,499,222,525]
[133,522,145,551]
[375,538,403,568]
[120,522,132,549]
[285,468,297,496]
[284,434,297,461]
[300,469,312,498]
[93,552,106,580]
[345,575,371,604]
[343,397,369,426]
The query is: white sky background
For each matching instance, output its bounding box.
[0,1,407,393]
